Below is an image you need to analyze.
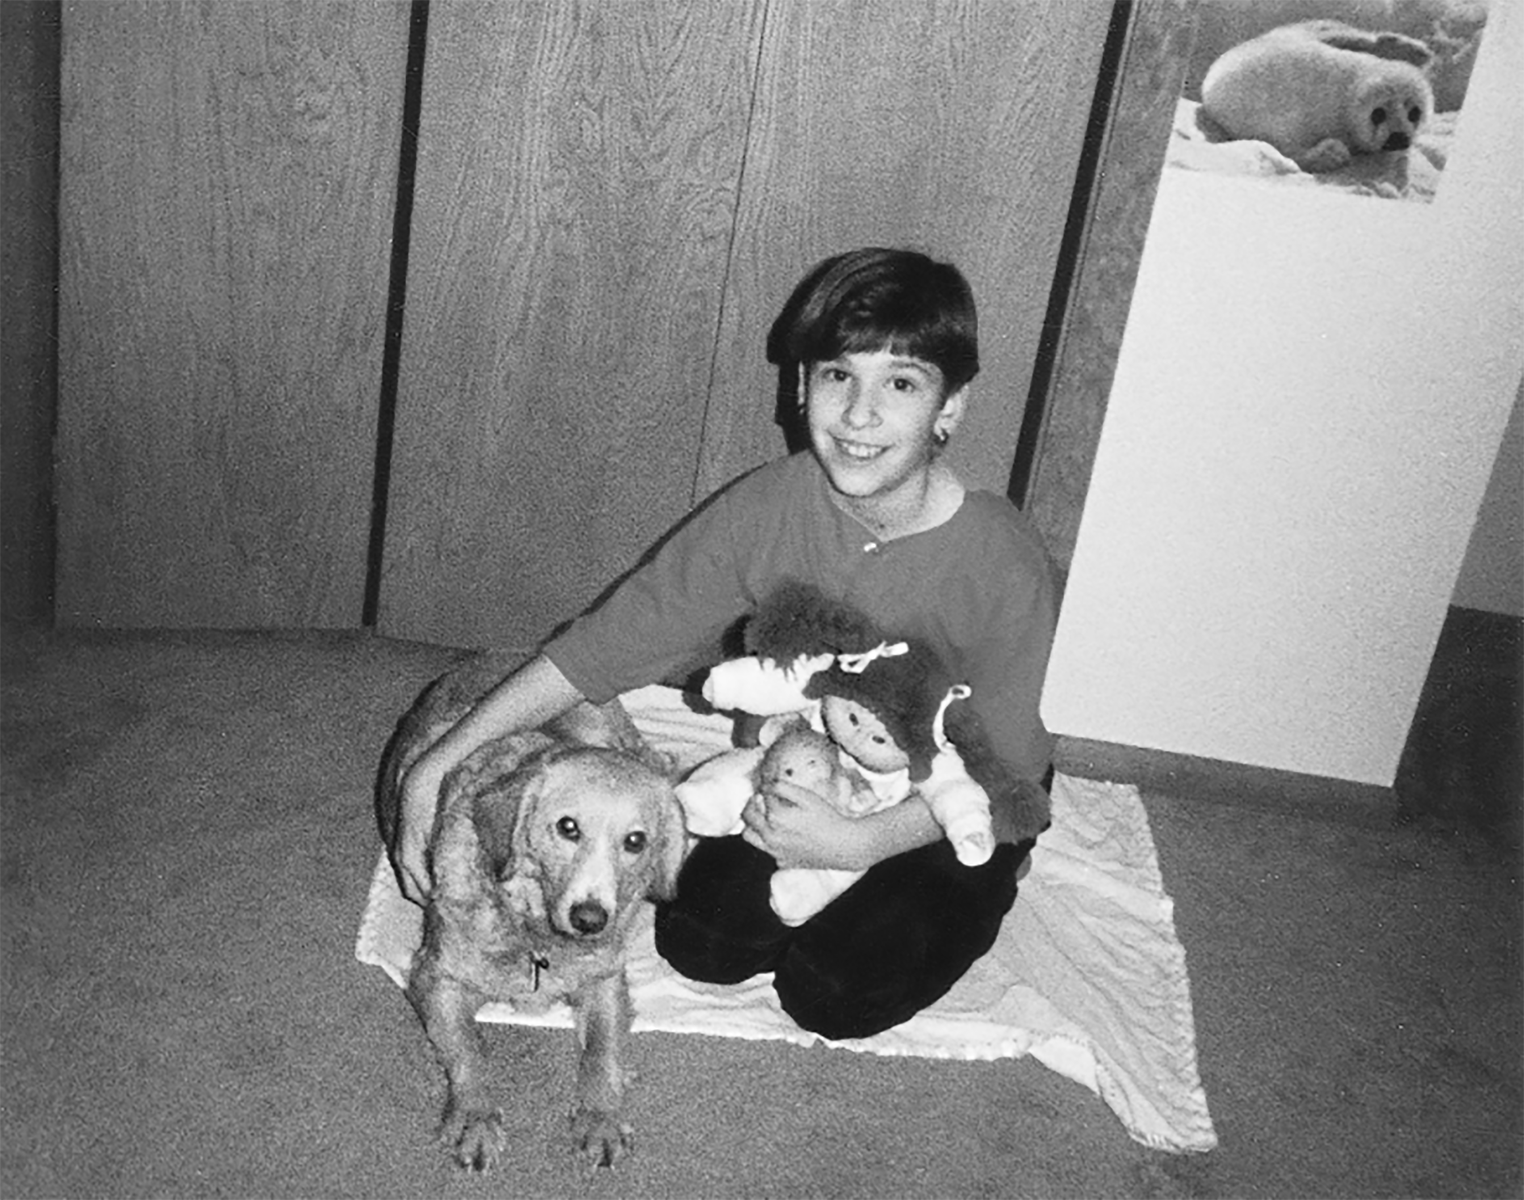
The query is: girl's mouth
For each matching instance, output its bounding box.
[833,437,886,461]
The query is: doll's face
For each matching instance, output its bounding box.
[820,695,908,773]
[760,729,839,791]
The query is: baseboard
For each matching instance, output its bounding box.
[1054,735,1396,824]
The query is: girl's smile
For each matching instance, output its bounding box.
[833,437,888,460]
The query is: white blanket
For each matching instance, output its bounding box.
[355,685,1216,1152]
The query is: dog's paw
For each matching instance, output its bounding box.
[569,1107,633,1170]
[440,1106,507,1172]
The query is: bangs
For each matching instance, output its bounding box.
[768,248,981,390]
[825,307,951,367]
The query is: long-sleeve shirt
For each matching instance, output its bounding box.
[543,451,1058,827]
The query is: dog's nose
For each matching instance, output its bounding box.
[1384,132,1411,151]
[569,901,608,936]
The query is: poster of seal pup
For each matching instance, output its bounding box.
[1166,1,1489,202]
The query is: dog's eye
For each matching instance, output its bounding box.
[556,817,581,842]
[1408,106,1421,124]
[623,831,648,855]
[1370,106,1387,126]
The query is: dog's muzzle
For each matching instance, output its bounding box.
[1383,132,1412,151]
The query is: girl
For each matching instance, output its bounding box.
[396,247,1058,1038]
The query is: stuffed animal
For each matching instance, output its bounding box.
[1201,19,1434,174]
[674,582,1020,926]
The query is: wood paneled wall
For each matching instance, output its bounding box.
[376,2,766,648]
[1,1,60,625]
[1022,0,1194,572]
[56,0,1113,643]
[56,1,410,627]
[380,0,1111,650]
[697,0,1108,504]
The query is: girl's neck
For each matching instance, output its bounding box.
[830,463,966,541]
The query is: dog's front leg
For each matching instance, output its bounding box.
[408,968,505,1172]
[569,969,634,1169]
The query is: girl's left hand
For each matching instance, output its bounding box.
[741,779,872,870]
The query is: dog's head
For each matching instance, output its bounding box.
[470,743,685,941]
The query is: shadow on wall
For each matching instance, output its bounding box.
[1394,607,1522,850]
[1168,0,1489,203]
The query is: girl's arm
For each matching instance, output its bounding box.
[396,654,585,902]
[743,779,941,871]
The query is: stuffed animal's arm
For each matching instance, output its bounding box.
[701,654,833,715]
[920,746,995,866]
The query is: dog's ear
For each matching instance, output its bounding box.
[471,775,531,878]
[646,791,689,903]
[638,745,679,779]
[465,743,560,877]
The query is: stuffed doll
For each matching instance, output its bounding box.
[674,582,1015,926]
[755,722,891,925]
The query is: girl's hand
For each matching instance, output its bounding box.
[741,779,874,871]
[396,763,444,904]
[388,654,589,906]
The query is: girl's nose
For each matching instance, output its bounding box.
[842,383,878,427]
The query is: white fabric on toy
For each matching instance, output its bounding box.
[835,640,908,673]
[701,653,830,714]
[355,684,1217,1153]
[932,682,971,750]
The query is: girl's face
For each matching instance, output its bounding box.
[804,349,966,517]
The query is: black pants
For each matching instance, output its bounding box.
[654,834,1032,1041]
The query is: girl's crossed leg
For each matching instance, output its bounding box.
[655,834,1029,1040]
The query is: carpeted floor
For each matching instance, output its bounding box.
[1,625,1519,1198]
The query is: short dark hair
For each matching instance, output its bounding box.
[767,248,980,393]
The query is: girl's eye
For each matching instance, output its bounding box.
[890,376,919,392]
[556,817,581,842]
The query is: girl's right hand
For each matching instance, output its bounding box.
[743,777,871,871]
[388,653,588,905]
[396,763,443,904]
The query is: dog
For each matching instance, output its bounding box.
[1201,20,1434,173]
[376,653,685,1172]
